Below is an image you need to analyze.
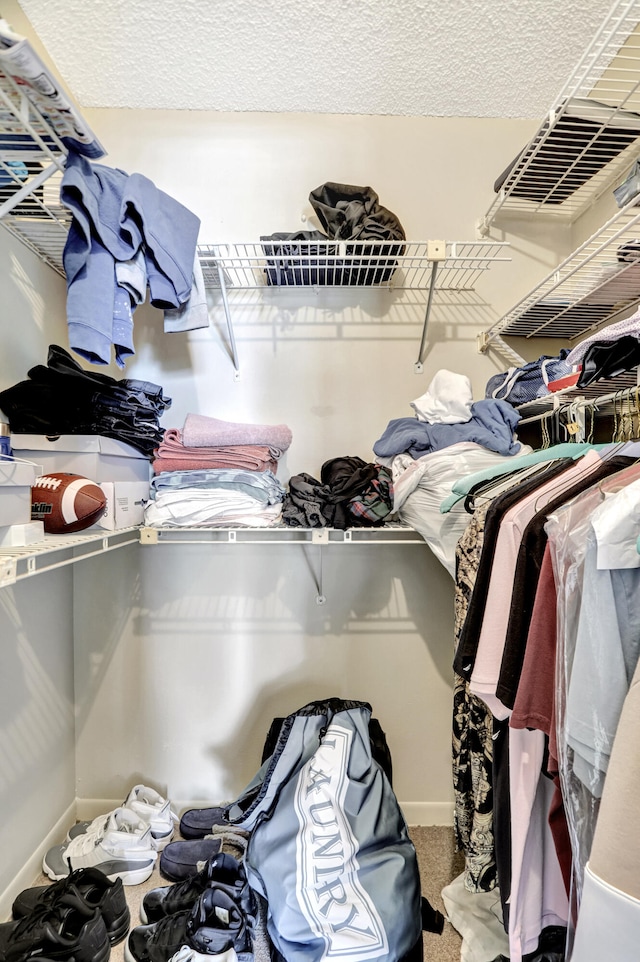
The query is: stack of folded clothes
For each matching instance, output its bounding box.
[0,344,170,457]
[144,413,291,528]
[152,413,291,474]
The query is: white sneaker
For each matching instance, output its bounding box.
[166,947,239,962]
[123,784,178,851]
[67,783,177,851]
[45,807,157,884]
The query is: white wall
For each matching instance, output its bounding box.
[0,229,67,390]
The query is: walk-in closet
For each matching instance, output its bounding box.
[1,1,640,960]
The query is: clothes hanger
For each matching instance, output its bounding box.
[463,460,553,512]
[540,410,551,449]
[530,414,626,511]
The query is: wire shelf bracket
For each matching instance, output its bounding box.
[198,239,510,374]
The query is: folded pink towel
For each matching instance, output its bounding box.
[183,413,292,450]
[156,429,282,466]
[153,455,278,474]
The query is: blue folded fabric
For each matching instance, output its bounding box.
[373,398,521,460]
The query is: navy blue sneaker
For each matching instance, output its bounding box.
[178,806,228,840]
[142,852,245,923]
[125,887,254,962]
[159,838,223,882]
[159,829,250,882]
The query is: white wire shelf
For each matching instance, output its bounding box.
[511,368,640,420]
[198,240,510,292]
[481,197,640,345]
[139,522,426,546]
[0,54,102,275]
[480,0,640,229]
[0,526,139,586]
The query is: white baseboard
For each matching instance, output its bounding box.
[0,799,76,922]
[76,797,231,820]
[76,796,123,820]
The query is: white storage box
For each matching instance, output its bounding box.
[91,481,150,531]
[0,521,45,546]
[0,459,38,527]
[11,435,151,483]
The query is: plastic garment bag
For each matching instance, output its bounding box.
[545,469,640,913]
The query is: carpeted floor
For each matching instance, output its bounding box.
[25,824,464,961]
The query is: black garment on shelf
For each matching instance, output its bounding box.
[261,182,406,286]
[0,345,170,457]
[309,182,405,244]
[282,456,393,530]
[576,335,640,387]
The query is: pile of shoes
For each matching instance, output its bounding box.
[125,852,258,962]
[158,805,252,884]
[1,866,130,961]
[42,784,178,886]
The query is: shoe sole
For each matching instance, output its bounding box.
[124,942,230,962]
[42,855,156,886]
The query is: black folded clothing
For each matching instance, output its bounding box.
[577,334,640,387]
[262,182,405,286]
[0,345,170,457]
[283,456,394,530]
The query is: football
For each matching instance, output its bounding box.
[31,473,107,534]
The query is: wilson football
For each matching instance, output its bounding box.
[31,472,107,533]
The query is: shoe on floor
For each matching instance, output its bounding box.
[178,805,228,840]
[159,828,250,883]
[167,947,239,962]
[12,865,130,945]
[68,784,178,851]
[158,838,223,883]
[125,886,253,962]
[141,852,245,924]
[43,807,157,885]
[0,901,110,962]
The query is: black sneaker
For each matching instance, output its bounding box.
[125,886,254,962]
[12,866,130,945]
[0,902,110,962]
[141,853,245,924]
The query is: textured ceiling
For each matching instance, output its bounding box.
[16,0,612,118]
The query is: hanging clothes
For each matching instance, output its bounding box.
[451,458,576,897]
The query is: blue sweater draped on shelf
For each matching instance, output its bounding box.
[61,151,202,368]
[373,398,522,459]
